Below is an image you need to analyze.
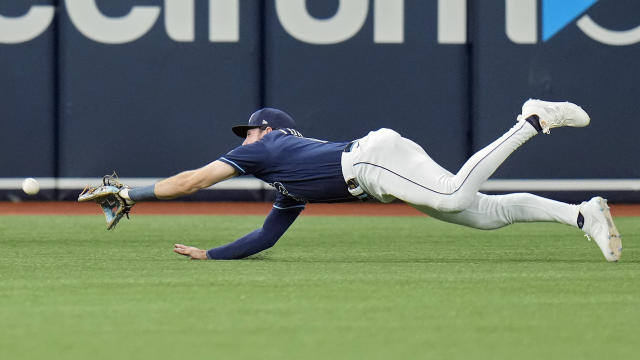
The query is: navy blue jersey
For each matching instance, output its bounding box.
[219,129,355,206]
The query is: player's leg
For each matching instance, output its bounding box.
[352,100,590,212]
[432,99,590,211]
[412,192,622,262]
[353,112,537,210]
[411,192,580,230]
[439,120,538,211]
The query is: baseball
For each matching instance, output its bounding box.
[22,177,40,195]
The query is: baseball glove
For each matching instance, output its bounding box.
[78,172,134,230]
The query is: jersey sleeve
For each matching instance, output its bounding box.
[206,203,303,260]
[218,141,268,175]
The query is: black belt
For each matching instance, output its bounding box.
[343,140,369,200]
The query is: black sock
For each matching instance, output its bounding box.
[525,115,543,133]
[577,212,585,229]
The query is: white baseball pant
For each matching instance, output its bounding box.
[341,120,580,230]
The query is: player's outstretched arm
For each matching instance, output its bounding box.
[154,160,237,199]
[124,160,237,202]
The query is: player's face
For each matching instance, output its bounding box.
[243,127,269,145]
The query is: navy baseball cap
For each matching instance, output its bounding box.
[232,108,296,138]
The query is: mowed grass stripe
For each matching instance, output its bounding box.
[0,215,638,360]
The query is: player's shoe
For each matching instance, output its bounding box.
[579,197,622,262]
[518,99,590,134]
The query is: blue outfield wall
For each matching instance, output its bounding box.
[0,0,56,179]
[56,0,262,177]
[0,0,639,202]
[471,0,640,180]
[262,0,469,173]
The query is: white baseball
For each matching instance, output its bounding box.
[22,177,40,195]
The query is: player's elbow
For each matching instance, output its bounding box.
[263,235,279,250]
[258,230,282,251]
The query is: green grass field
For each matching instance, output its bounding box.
[1,214,638,360]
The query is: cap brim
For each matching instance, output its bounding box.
[231,125,259,138]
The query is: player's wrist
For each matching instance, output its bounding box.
[118,188,136,205]
[128,184,157,202]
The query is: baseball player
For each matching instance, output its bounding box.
[115,100,621,262]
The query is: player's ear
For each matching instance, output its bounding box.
[264,126,273,133]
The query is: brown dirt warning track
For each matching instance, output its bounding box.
[1,201,640,216]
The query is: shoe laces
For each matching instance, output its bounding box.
[538,104,570,134]
[551,103,569,124]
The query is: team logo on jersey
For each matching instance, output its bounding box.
[270,182,305,202]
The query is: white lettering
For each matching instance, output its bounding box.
[165,0,194,42]
[65,0,160,44]
[438,0,466,44]
[209,0,239,42]
[4,1,639,47]
[505,0,537,44]
[577,15,640,46]
[0,5,54,44]
[275,0,368,45]
[374,0,404,43]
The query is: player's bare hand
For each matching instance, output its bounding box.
[173,244,207,260]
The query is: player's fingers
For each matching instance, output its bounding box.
[173,247,189,256]
[174,244,193,252]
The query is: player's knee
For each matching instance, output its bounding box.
[433,203,467,213]
[433,193,474,213]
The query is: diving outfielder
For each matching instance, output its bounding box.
[117,100,622,261]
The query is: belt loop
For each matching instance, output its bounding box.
[343,140,358,153]
[347,180,368,200]
[346,176,368,200]
[341,139,368,200]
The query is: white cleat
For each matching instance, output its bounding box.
[579,197,622,262]
[519,99,590,134]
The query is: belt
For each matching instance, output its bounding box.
[342,140,369,200]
